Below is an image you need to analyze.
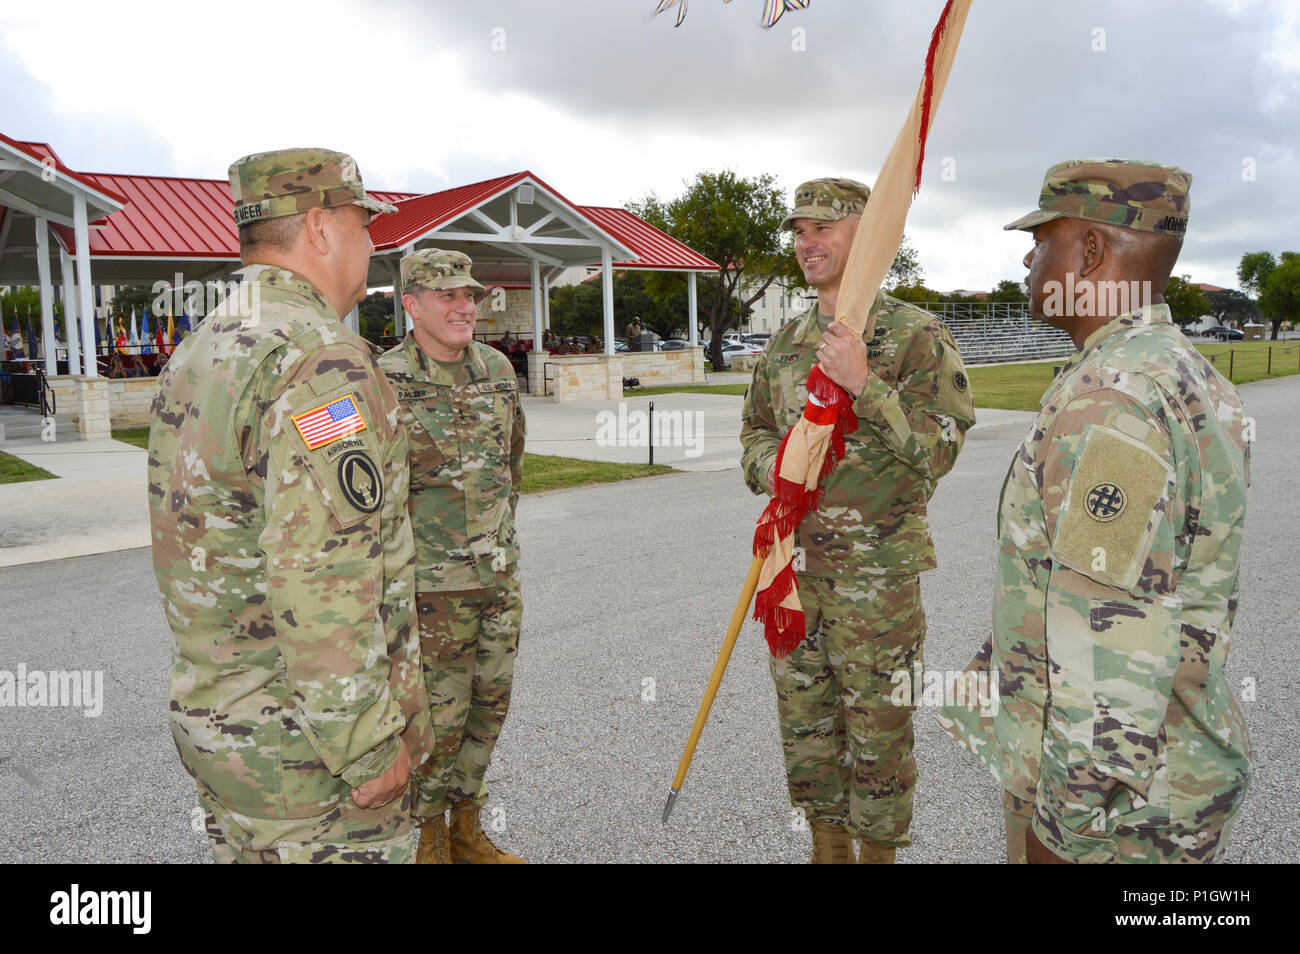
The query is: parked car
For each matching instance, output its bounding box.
[722,333,745,344]
[743,333,771,347]
[1204,325,1244,341]
[659,339,689,351]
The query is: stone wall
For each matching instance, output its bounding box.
[475,289,539,341]
[542,355,622,402]
[49,375,159,433]
[622,347,705,386]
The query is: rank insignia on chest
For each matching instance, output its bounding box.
[1084,482,1127,521]
[292,394,368,449]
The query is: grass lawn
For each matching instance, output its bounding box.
[630,383,749,397]
[970,342,1300,411]
[1196,341,1300,387]
[522,453,674,494]
[112,431,671,495]
[0,450,57,484]
[113,427,150,449]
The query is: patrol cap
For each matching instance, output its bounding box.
[228,148,397,227]
[781,177,871,231]
[401,248,484,293]
[1004,159,1191,236]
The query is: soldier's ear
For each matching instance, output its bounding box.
[1078,226,1107,279]
[301,206,333,256]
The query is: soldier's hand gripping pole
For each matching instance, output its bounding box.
[662,553,766,823]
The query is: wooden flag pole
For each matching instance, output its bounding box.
[662,553,766,823]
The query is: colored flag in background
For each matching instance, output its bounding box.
[141,307,152,355]
[165,312,176,353]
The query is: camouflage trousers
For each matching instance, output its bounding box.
[197,790,413,864]
[412,571,522,819]
[1003,791,1239,863]
[768,574,925,847]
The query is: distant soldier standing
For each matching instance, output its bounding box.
[380,249,527,864]
[149,148,432,863]
[940,160,1252,863]
[741,178,976,863]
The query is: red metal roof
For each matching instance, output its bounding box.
[579,206,717,271]
[0,134,128,208]
[369,172,529,249]
[6,135,713,271]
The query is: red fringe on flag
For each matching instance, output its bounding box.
[752,364,859,656]
[915,0,956,195]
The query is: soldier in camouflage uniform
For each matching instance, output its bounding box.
[148,148,433,864]
[939,159,1252,863]
[379,249,527,864]
[741,178,976,863]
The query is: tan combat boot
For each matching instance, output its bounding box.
[809,819,855,864]
[416,814,451,864]
[448,804,527,864]
[856,839,896,864]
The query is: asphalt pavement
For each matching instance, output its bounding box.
[0,376,1295,863]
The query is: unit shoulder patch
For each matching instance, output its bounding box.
[1050,422,1174,592]
[336,451,383,514]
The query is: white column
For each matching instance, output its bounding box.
[60,248,81,375]
[35,216,57,375]
[389,261,406,335]
[530,258,543,352]
[601,247,615,355]
[542,272,551,331]
[73,195,98,377]
[687,271,699,346]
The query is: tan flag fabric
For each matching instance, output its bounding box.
[753,0,973,657]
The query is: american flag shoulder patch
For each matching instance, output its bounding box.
[292,394,368,449]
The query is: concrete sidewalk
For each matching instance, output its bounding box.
[0,436,151,568]
[0,394,1035,568]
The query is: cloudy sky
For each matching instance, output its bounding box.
[3,0,1296,291]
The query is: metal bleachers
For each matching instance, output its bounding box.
[919,301,1074,365]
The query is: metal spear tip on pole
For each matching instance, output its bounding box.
[662,788,679,824]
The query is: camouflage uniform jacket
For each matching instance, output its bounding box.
[740,293,976,577]
[939,304,1252,862]
[378,334,525,592]
[148,265,430,820]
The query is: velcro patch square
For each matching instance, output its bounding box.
[292,394,368,449]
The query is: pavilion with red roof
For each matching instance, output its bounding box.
[1,133,717,385]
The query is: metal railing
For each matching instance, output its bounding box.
[919,302,1074,364]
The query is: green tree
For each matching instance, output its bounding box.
[1204,288,1259,328]
[987,279,1028,304]
[1,286,65,344]
[885,236,924,289]
[1237,251,1275,298]
[549,281,605,337]
[1163,275,1211,328]
[357,290,394,344]
[629,170,794,369]
[887,283,942,305]
[1257,252,1300,341]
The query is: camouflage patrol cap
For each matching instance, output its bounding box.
[401,248,484,293]
[781,177,871,231]
[1004,159,1191,236]
[228,148,397,227]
